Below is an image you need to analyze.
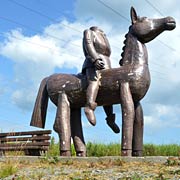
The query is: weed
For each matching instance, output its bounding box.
[166,157,180,166]
[130,173,142,180]
[0,162,18,178]
[173,169,180,175]
[157,172,165,180]
[62,159,74,165]
[114,158,124,166]
[40,154,59,164]
[46,137,60,156]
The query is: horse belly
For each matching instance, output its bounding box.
[97,80,121,106]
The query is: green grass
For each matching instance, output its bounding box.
[86,143,180,156]
[86,142,121,156]
[0,161,18,178]
[47,138,180,157]
[3,137,179,157]
[143,144,180,156]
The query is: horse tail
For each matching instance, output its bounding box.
[30,77,49,128]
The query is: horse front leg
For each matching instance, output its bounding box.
[71,108,86,157]
[120,82,135,156]
[53,92,71,156]
[132,101,144,156]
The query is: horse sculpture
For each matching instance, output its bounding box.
[30,7,176,156]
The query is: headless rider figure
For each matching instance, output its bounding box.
[82,26,120,133]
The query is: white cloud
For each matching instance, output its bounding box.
[0,20,87,109]
[0,14,125,110]
[144,103,180,131]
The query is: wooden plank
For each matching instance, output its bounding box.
[0,146,49,150]
[0,130,51,154]
[0,135,51,142]
[0,130,51,137]
[0,142,50,147]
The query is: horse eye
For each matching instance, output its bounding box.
[139,17,147,22]
[138,17,147,22]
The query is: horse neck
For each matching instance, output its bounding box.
[120,32,148,66]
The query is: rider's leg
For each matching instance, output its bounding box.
[103,105,120,133]
[84,68,99,126]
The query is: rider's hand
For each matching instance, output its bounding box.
[94,58,105,70]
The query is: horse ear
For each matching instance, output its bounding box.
[130,7,138,24]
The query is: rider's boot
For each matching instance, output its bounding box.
[106,114,120,133]
[84,81,99,126]
[84,102,97,126]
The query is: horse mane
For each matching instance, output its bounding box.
[119,26,147,66]
[119,26,135,66]
[119,32,128,66]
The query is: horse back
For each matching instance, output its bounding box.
[46,73,87,106]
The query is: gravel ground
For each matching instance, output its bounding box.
[1,156,180,180]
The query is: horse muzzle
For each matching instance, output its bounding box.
[165,16,176,30]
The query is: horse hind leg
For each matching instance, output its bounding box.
[132,101,144,156]
[120,82,135,156]
[53,92,71,156]
[71,108,86,157]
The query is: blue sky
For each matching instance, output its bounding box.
[0,0,180,145]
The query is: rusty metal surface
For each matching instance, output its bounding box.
[30,7,176,157]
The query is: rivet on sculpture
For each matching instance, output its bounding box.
[30,7,176,156]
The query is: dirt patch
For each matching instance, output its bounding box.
[1,156,180,179]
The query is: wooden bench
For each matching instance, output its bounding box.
[0,130,51,156]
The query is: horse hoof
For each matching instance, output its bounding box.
[84,107,96,126]
[121,150,132,156]
[132,150,143,157]
[60,150,71,156]
[76,151,86,157]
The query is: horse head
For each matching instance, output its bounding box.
[130,7,176,43]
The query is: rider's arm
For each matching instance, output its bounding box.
[83,29,100,63]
